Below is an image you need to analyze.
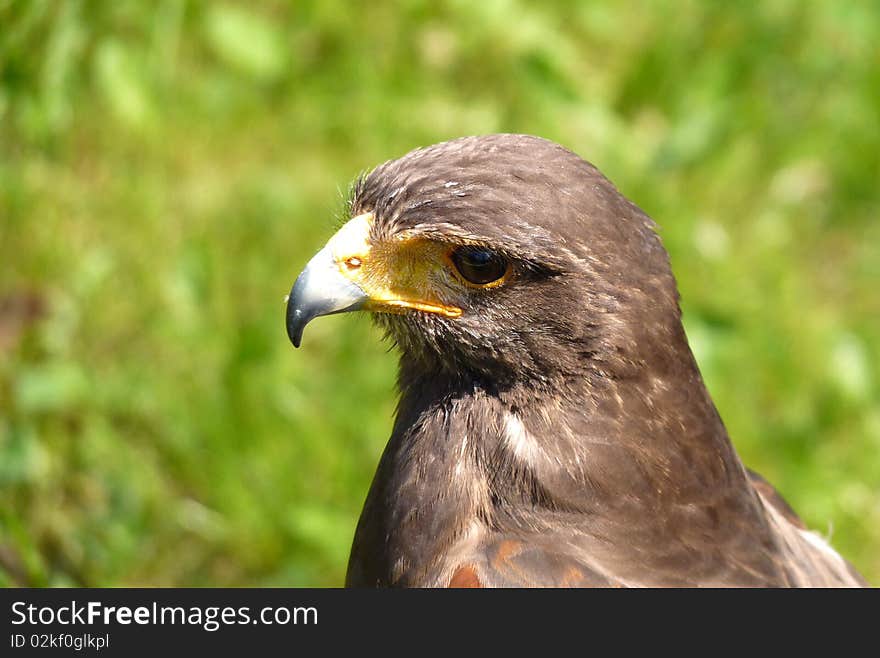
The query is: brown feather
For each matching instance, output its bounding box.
[342,135,867,588]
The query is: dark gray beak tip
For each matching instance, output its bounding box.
[286,291,307,348]
[288,321,303,349]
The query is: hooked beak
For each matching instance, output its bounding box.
[285,211,462,348]
[286,212,373,348]
[285,245,368,348]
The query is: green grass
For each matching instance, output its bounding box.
[1,0,878,586]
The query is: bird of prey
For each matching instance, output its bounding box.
[285,134,866,587]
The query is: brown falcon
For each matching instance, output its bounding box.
[285,134,867,587]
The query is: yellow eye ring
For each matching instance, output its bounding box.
[447,247,512,288]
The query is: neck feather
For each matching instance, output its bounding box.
[360,343,750,584]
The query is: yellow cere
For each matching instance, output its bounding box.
[327,213,463,318]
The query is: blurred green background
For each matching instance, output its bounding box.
[1,0,878,587]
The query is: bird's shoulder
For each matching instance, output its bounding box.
[447,537,622,588]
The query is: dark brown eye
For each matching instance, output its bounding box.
[450,247,509,286]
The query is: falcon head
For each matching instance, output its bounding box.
[287,134,681,386]
[285,134,869,589]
